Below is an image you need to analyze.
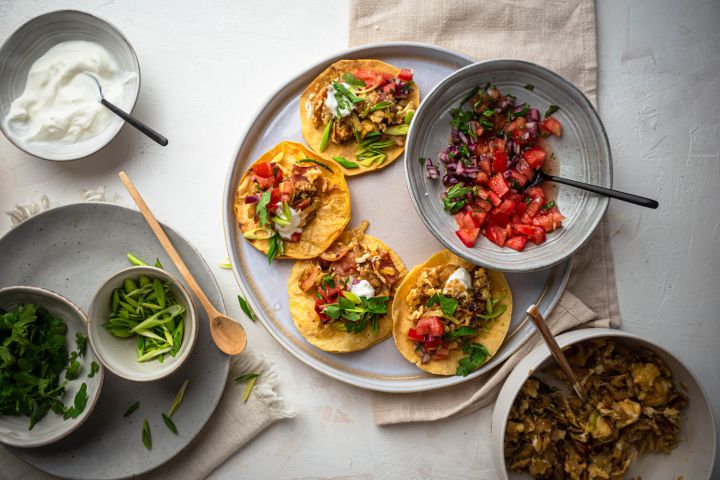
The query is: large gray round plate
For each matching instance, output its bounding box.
[223,42,571,393]
[0,203,229,479]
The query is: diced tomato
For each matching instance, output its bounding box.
[479,158,492,176]
[290,232,302,242]
[532,211,565,232]
[355,68,381,87]
[522,146,546,169]
[454,212,476,230]
[269,187,281,205]
[476,199,493,212]
[514,201,528,216]
[489,173,510,197]
[505,191,524,204]
[506,235,528,252]
[472,186,489,200]
[512,127,530,145]
[254,175,274,190]
[423,337,444,349]
[491,138,506,152]
[487,209,511,227]
[492,150,508,173]
[526,196,545,217]
[526,187,545,199]
[516,158,533,178]
[383,82,396,94]
[475,126,484,137]
[279,179,293,195]
[496,199,516,215]
[470,211,487,227]
[540,117,562,137]
[273,165,284,183]
[508,169,528,187]
[380,72,394,85]
[504,117,526,134]
[252,162,273,178]
[407,328,424,342]
[474,171,489,185]
[484,225,508,247]
[398,68,413,81]
[487,191,502,207]
[415,316,444,337]
[456,227,480,247]
[513,224,546,244]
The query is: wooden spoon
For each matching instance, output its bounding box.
[527,304,587,402]
[119,171,247,355]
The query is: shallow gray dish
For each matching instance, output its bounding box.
[0,10,141,161]
[223,42,571,392]
[0,286,104,448]
[0,203,229,480]
[405,60,611,272]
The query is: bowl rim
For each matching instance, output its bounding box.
[0,285,105,447]
[87,265,198,382]
[0,9,142,162]
[491,327,717,479]
[404,58,612,272]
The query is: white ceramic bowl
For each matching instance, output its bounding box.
[491,328,717,479]
[405,60,611,272]
[0,10,140,161]
[0,286,104,447]
[88,266,198,382]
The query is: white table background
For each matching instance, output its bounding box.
[0,1,718,478]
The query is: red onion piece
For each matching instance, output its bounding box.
[244,195,258,204]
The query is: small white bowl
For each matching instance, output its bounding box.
[88,266,198,382]
[492,328,717,479]
[0,10,141,161]
[0,286,104,447]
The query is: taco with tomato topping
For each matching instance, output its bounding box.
[234,141,351,263]
[392,250,512,376]
[300,59,419,176]
[287,221,406,352]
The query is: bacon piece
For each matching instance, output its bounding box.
[332,251,357,277]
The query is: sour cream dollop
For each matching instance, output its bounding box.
[350,279,376,299]
[4,40,137,146]
[274,207,302,240]
[445,267,472,291]
[325,83,352,118]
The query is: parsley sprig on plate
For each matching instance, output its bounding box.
[323,292,389,335]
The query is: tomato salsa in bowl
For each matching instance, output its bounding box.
[405,60,611,272]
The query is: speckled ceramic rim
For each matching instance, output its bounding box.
[0,9,141,162]
[491,328,717,479]
[87,265,199,382]
[222,42,573,392]
[0,285,104,447]
[405,59,612,272]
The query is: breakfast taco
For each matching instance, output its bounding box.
[287,221,406,352]
[300,59,420,176]
[392,250,512,376]
[234,141,351,263]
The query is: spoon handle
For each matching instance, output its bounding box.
[527,304,588,403]
[101,99,168,146]
[546,174,659,209]
[118,171,216,316]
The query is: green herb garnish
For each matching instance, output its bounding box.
[361,101,393,118]
[142,419,151,449]
[476,295,508,320]
[512,104,530,118]
[123,400,140,417]
[523,84,535,91]
[169,379,188,417]
[298,158,333,172]
[320,274,335,289]
[162,413,178,434]
[442,183,473,213]
[544,105,560,117]
[256,190,272,226]
[541,200,556,212]
[341,72,366,88]
[75,332,87,356]
[332,156,359,169]
[460,86,480,106]
[63,383,88,419]
[237,295,256,322]
[426,293,459,317]
[88,361,99,378]
[456,342,491,376]
[322,294,389,335]
[235,372,261,402]
[267,232,284,265]
[444,326,478,341]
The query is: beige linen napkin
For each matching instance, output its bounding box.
[349,0,620,425]
[0,195,295,479]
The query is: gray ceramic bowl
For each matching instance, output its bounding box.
[0,10,140,161]
[405,60,611,272]
[87,266,198,382]
[492,328,717,479]
[0,286,104,447]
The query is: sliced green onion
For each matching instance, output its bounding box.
[297,158,333,172]
[384,124,409,136]
[319,119,334,152]
[332,156,359,169]
[169,379,188,416]
[243,227,274,240]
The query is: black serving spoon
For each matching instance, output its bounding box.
[85,73,168,146]
[526,169,659,209]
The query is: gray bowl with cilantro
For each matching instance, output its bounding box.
[0,286,104,447]
[87,266,198,382]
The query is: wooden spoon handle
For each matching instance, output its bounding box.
[527,304,588,402]
[118,171,216,316]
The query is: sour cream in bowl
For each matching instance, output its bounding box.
[0,10,141,161]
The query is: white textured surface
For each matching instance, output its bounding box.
[0,1,717,479]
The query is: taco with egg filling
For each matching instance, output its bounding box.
[234,141,351,264]
[287,221,406,352]
[392,250,512,376]
[300,59,420,176]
